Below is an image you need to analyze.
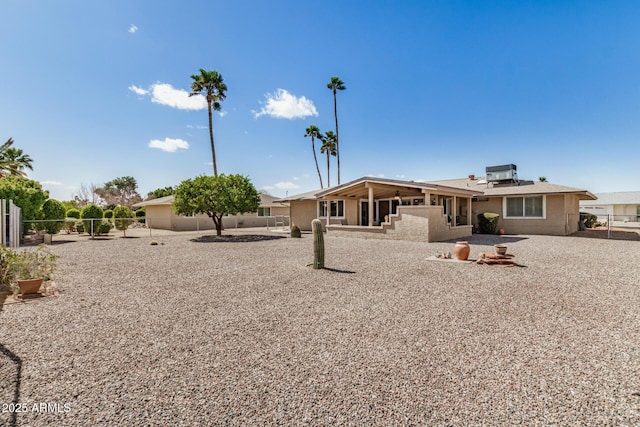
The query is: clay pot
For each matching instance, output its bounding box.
[495,244,507,256]
[17,278,44,295]
[454,241,470,260]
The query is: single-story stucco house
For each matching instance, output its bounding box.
[276,165,596,242]
[132,193,289,231]
[579,191,640,223]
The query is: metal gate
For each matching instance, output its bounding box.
[1,199,21,248]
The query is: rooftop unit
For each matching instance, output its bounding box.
[486,164,518,183]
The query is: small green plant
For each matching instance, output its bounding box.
[477,212,500,234]
[75,221,84,234]
[104,209,114,220]
[96,221,112,235]
[66,208,81,219]
[135,208,146,223]
[149,240,158,246]
[291,224,301,238]
[9,245,58,280]
[580,212,597,229]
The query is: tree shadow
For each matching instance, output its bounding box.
[449,235,530,245]
[0,343,22,427]
[323,267,356,274]
[190,235,286,243]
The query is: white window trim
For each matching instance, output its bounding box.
[318,200,345,218]
[503,195,546,219]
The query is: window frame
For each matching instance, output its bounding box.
[318,200,345,218]
[503,195,546,219]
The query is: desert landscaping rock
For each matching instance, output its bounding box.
[1,230,639,425]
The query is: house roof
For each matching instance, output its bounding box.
[278,175,596,203]
[132,193,279,209]
[432,177,597,200]
[579,191,640,206]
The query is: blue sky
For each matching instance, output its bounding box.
[2,1,639,201]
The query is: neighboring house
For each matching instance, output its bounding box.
[277,166,595,242]
[579,191,640,223]
[132,194,289,231]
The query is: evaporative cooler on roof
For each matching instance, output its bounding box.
[485,164,518,183]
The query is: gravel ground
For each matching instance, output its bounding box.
[1,230,640,426]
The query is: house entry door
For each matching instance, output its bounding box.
[361,201,369,226]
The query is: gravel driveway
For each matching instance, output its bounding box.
[1,230,639,426]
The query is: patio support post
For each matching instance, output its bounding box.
[368,187,374,227]
[326,199,331,227]
[453,196,457,226]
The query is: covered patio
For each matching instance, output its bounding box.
[315,177,479,242]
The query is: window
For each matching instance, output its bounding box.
[257,207,270,217]
[318,200,344,217]
[505,196,544,218]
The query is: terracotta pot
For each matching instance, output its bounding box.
[17,278,43,295]
[454,241,470,260]
[495,244,507,256]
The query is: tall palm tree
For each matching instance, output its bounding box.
[0,138,33,178]
[305,125,324,189]
[320,131,337,187]
[190,69,227,176]
[327,76,346,184]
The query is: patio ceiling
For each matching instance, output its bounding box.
[320,180,478,200]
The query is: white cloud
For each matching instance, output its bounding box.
[129,82,206,110]
[41,180,65,186]
[253,89,318,119]
[129,84,149,96]
[273,181,301,190]
[262,185,275,191]
[148,138,189,152]
[128,24,138,34]
[150,83,206,110]
[218,111,228,117]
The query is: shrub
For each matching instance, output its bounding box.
[97,221,112,235]
[477,212,500,234]
[66,208,81,219]
[580,212,597,229]
[41,199,67,234]
[113,205,134,237]
[104,209,114,220]
[80,204,104,236]
[135,208,145,223]
[75,221,84,234]
[290,224,301,238]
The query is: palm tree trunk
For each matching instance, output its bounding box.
[207,97,218,176]
[312,137,323,189]
[333,90,340,185]
[326,151,330,187]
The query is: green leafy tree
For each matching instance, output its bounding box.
[80,204,104,236]
[326,76,346,184]
[321,131,337,187]
[0,138,34,178]
[173,174,260,236]
[190,69,227,176]
[305,125,324,189]
[96,176,142,209]
[147,186,175,200]
[113,205,134,237]
[60,200,79,211]
[42,199,66,234]
[0,176,48,232]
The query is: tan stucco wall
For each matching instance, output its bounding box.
[472,194,574,236]
[144,205,172,230]
[290,200,318,231]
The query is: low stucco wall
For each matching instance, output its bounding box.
[327,206,472,242]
